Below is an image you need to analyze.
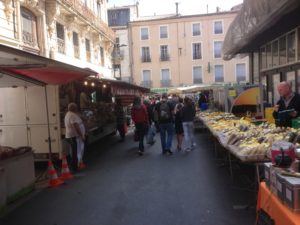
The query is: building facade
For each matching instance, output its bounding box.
[108,4,139,82]
[0,0,115,78]
[128,11,249,89]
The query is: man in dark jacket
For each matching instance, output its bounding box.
[273,81,300,127]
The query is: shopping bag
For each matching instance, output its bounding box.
[146,125,156,144]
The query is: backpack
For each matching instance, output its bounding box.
[159,102,171,120]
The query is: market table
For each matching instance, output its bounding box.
[256,182,300,225]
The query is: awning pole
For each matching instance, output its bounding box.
[44,86,53,160]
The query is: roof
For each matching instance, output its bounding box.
[223,0,300,60]
[0,44,97,86]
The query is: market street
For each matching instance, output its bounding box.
[0,131,256,225]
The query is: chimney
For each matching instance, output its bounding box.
[175,2,179,16]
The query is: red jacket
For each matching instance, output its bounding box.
[131,104,149,124]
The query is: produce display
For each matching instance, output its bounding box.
[198,112,300,162]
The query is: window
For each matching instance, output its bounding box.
[192,23,201,36]
[214,21,223,34]
[192,43,202,60]
[279,36,287,65]
[142,70,152,87]
[193,66,202,84]
[161,69,171,87]
[97,2,101,18]
[214,65,224,82]
[86,39,91,62]
[287,31,296,62]
[56,22,65,54]
[141,28,149,40]
[236,63,246,82]
[21,7,38,48]
[141,47,151,62]
[260,46,267,69]
[272,40,279,67]
[266,43,272,68]
[214,41,222,58]
[100,46,104,66]
[160,45,169,61]
[73,32,80,58]
[160,26,168,38]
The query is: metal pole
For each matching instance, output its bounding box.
[44,86,52,160]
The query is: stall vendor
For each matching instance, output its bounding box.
[273,81,300,127]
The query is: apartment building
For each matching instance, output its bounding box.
[128,10,249,89]
[108,4,139,82]
[0,0,115,78]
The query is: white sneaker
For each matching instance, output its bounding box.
[185,148,191,152]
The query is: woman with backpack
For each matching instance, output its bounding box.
[131,96,149,155]
[181,96,196,151]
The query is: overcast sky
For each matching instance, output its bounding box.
[108,0,244,16]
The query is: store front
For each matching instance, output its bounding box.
[223,0,300,106]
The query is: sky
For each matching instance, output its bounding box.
[108,0,244,16]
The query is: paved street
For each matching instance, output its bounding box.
[0,131,256,225]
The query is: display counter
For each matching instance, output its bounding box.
[257,182,300,225]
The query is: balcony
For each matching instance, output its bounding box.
[141,56,151,63]
[160,54,170,61]
[193,78,203,84]
[57,38,65,54]
[160,79,172,87]
[22,31,36,48]
[74,45,80,58]
[86,50,91,62]
[60,0,115,41]
[140,80,152,88]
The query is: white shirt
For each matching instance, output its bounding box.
[64,111,85,138]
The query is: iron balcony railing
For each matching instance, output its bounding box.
[140,80,152,88]
[74,45,80,58]
[193,78,203,84]
[22,31,36,47]
[141,55,151,63]
[57,38,65,54]
[160,79,171,87]
[160,54,170,61]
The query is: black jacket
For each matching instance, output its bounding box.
[272,93,300,127]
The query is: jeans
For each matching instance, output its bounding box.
[135,122,147,151]
[159,123,174,153]
[182,121,195,149]
[66,137,78,172]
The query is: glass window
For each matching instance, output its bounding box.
[214,21,223,34]
[286,71,296,92]
[272,40,279,67]
[142,70,151,81]
[85,39,90,52]
[236,63,246,82]
[279,36,287,65]
[160,26,168,38]
[21,7,38,47]
[141,47,151,62]
[192,23,200,36]
[214,65,224,82]
[214,41,222,58]
[266,43,272,68]
[273,74,281,104]
[287,31,296,63]
[192,43,202,60]
[160,45,169,61]
[56,23,64,40]
[100,46,104,66]
[161,69,170,80]
[141,28,149,40]
[73,32,79,46]
[193,66,202,84]
[260,46,267,69]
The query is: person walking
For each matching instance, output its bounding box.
[114,97,126,142]
[131,96,149,155]
[174,98,184,151]
[155,93,174,155]
[181,96,196,152]
[64,103,85,172]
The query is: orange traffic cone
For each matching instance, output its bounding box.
[59,156,74,180]
[48,160,64,188]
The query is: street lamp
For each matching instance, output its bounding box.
[113,44,127,80]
